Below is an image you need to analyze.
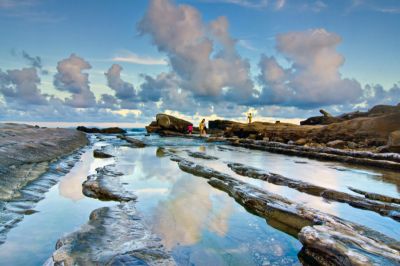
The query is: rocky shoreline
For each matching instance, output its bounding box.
[146,104,400,170]
[162,151,400,265]
[0,123,89,245]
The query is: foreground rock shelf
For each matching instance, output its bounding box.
[50,201,175,266]
[0,123,88,201]
[227,162,400,221]
[166,154,400,265]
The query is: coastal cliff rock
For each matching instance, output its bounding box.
[222,104,400,151]
[77,126,126,134]
[50,202,175,266]
[146,114,192,135]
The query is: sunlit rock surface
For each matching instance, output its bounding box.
[50,201,175,266]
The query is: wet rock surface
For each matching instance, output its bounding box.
[186,150,218,160]
[82,165,137,202]
[118,135,146,148]
[0,148,86,245]
[76,126,127,134]
[50,201,175,266]
[0,123,88,201]
[227,162,400,221]
[348,187,400,204]
[168,156,400,265]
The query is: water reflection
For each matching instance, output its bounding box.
[58,147,114,201]
[153,177,232,248]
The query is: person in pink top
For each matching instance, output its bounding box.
[187,124,193,134]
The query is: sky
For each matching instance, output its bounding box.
[0,0,399,126]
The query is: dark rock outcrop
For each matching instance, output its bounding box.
[93,149,113,158]
[168,157,400,265]
[300,109,343,125]
[117,135,146,148]
[50,201,175,266]
[388,130,400,153]
[77,126,126,134]
[82,165,137,202]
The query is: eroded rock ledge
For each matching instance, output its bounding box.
[50,201,175,266]
[227,163,400,221]
[167,155,400,265]
[82,165,137,202]
[227,139,400,170]
[0,123,88,201]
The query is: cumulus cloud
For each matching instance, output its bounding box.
[258,29,363,108]
[361,83,400,107]
[138,0,255,103]
[0,67,48,106]
[54,54,96,108]
[105,64,136,100]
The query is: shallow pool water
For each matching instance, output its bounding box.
[0,132,399,265]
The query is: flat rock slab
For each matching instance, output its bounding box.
[50,201,175,266]
[82,165,137,202]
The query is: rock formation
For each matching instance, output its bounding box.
[50,202,175,266]
[0,123,88,201]
[76,126,126,134]
[227,162,400,221]
[117,135,146,148]
[82,165,137,201]
[146,114,192,135]
[165,155,400,265]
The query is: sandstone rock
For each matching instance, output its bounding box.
[156,114,192,133]
[76,126,126,134]
[327,140,347,149]
[295,138,308,145]
[387,130,400,153]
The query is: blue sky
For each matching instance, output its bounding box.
[0,0,399,125]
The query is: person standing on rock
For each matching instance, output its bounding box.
[199,119,206,136]
[247,113,253,124]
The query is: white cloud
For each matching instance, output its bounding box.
[258,28,363,108]
[112,51,167,66]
